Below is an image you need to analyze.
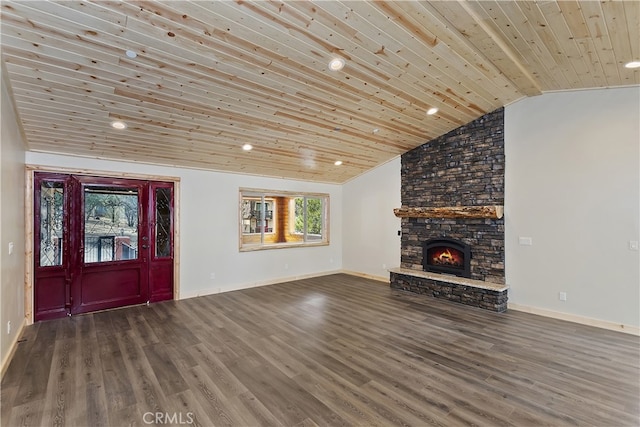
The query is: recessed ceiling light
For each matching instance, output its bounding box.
[125,50,137,59]
[111,120,127,130]
[242,144,253,151]
[328,58,345,71]
[624,61,640,69]
[426,107,439,115]
[334,160,343,166]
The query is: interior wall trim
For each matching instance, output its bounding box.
[508,302,640,336]
[0,318,25,379]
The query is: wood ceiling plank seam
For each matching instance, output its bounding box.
[2,2,468,142]
[345,0,521,102]
[534,1,594,89]
[576,1,620,87]
[601,0,637,84]
[574,38,611,88]
[10,73,437,151]
[3,56,118,94]
[23,128,380,166]
[3,50,416,144]
[425,1,541,97]
[456,1,542,96]
[365,0,516,109]
[0,15,124,70]
[190,3,460,108]
[623,1,640,60]
[3,1,371,112]
[18,106,397,161]
[0,43,170,95]
[115,1,445,116]
[24,138,376,177]
[14,90,409,160]
[553,0,604,88]
[391,1,510,84]
[323,0,513,111]
[492,1,573,91]
[115,22,449,135]
[512,1,580,91]
[189,0,501,119]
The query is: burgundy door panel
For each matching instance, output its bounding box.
[149,263,173,302]
[34,275,67,320]
[34,173,174,321]
[77,267,144,314]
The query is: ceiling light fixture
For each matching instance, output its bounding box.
[125,50,137,59]
[328,58,345,71]
[624,61,640,69]
[334,160,343,166]
[111,120,127,130]
[242,144,253,151]
[426,107,439,115]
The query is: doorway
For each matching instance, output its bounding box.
[33,172,174,321]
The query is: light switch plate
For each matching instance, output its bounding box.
[519,237,533,246]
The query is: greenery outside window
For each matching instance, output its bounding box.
[240,189,329,250]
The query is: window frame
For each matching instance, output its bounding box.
[239,188,329,251]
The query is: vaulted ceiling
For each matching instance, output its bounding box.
[2,1,638,183]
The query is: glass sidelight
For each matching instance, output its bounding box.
[83,186,139,263]
[39,181,65,267]
[154,187,172,258]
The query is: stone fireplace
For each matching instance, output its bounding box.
[390,108,508,312]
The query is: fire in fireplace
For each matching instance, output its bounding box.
[423,238,471,278]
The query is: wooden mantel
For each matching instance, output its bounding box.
[393,205,504,219]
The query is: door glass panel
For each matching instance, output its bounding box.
[84,186,139,263]
[39,181,64,267]
[155,187,171,258]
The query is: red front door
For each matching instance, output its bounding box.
[34,173,174,321]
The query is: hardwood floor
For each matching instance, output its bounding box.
[2,273,639,426]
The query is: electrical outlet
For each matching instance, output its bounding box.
[284,263,289,270]
[210,273,215,280]
[7,321,11,335]
[559,292,567,301]
[382,263,387,270]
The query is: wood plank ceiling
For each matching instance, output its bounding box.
[2,1,639,183]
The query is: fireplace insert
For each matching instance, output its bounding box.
[422,238,472,278]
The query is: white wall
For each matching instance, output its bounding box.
[24,152,343,299]
[505,86,640,329]
[1,66,27,370]
[342,158,401,280]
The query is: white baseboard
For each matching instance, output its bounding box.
[179,270,344,300]
[341,270,390,284]
[1,318,26,379]
[508,303,640,336]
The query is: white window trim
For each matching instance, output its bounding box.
[239,188,329,251]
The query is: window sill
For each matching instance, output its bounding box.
[239,241,329,252]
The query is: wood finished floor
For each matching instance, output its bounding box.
[2,273,639,426]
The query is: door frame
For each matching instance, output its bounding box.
[25,164,181,325]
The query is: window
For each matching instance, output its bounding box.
[240,189,329,250]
